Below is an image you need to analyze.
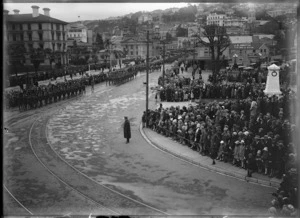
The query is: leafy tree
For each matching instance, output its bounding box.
[29,47,46,75]
[166,32,173,42]
[93,33,104,52]
[7,44,26,76]
[176,25,188,37]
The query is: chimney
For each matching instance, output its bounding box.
[43,8,50,17]
[31,5,39,17]
[13,9,20,14]
[4,10,9,15]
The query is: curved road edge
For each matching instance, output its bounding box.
[139,122,280,189]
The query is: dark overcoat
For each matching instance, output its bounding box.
[124,120,131,139]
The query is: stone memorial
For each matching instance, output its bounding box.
[263,64,282,96]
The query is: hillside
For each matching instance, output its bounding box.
[69,3,288,34]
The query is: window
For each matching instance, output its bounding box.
[20,34,24,41]
[260,49,262,52]
[12,24,15,30]
[39,33,43,40]
[13,34,16,41]
[51,23,54,30]
[253,49,255,53]
[28,24,31,30]
[20,24,23,30]
[240,50,242,54]
[136,51,138,55]
[131,45,133,49]
[57,33,60,40]
[264,49,266,52]
[38,23,42,30]
[56,24,60,30]
[39,43,44,49]
[131,51,133,55]
[136,45,138,49]
[52,43,55,50]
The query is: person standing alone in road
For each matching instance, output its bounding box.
[124,116,131,143]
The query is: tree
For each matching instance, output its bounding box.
[29,47,46,75]
[7,44,26,77]
[93,33,104,52]
[197,25,231,82]
[176,25,188,37]
[166,32,173,42]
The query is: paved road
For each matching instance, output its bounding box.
[4,67,275,216]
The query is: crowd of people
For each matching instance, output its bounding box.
[143,59,297,215]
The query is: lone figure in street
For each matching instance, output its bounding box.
[123,116,131,143]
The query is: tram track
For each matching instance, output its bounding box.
[5,79,169,215]
[3,184,33,215]
[27,91,169,215]
[4,87,116,215]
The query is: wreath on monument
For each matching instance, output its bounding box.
[271,71,278,77]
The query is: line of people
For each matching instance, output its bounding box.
[144,90,296,179]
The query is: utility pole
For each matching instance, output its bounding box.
[146,30,149,127]
[109,43,112,73]
[162,40,165,87]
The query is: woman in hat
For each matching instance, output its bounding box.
[123,116,131,144]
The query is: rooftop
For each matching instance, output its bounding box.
[5,13,68,25]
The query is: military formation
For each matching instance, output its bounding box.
[16,79,86,111]
[5,61,164,111]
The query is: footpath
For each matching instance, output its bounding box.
[140,125,281,188]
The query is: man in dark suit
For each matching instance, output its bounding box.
[124,117,131,143]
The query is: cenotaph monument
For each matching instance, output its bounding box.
[263,64,282,96]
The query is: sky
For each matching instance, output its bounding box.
[4,3,196,22]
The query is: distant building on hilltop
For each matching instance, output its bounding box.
[138,13,153,24]
[267,8,296,17]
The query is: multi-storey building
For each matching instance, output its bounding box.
[67,22,88,43]
[207,12,256,27]
[206,13,226,26]
[229,36,270,66]
[4,5,68,65]
[223,17,248,27]
[267,8,296,17]
[120,36,154,59]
